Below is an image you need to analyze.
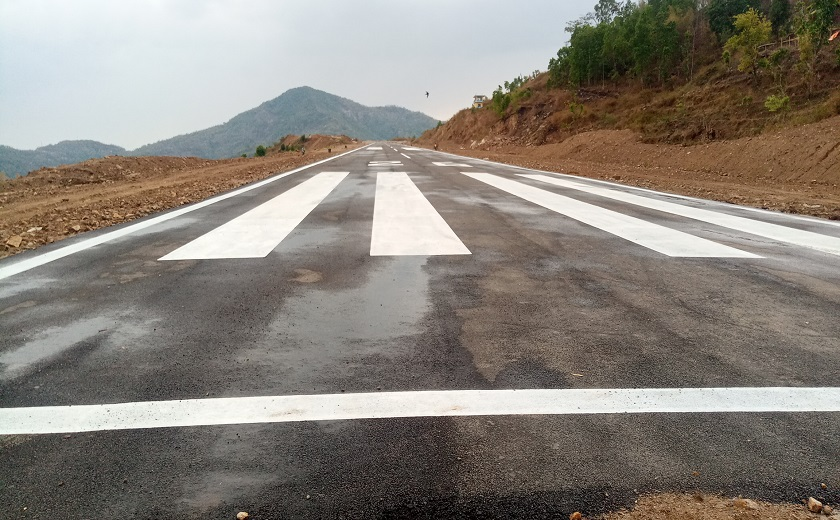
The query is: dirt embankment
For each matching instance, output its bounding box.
[0,136,359,259]
[427,114,840,220]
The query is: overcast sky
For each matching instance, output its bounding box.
[0,0,590,151]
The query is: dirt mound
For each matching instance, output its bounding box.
[1,140,364,259]
[268,134,356,154]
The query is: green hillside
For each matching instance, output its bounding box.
[132,86,437,159]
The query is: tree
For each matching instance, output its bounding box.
[723,8,772,80]
[706,0,760,42]
[769,0,792,35]
[594,0,621,23]
[793,0,838,94]
[255,145,266,157]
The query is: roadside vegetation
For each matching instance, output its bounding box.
[453,0,840,145]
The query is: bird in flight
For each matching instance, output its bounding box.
[425,91,429,98]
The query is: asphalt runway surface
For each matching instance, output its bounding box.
[1,144,839,518]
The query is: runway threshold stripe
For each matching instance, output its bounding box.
[160,172,348,260]
[0,147,364,281]
[464,172,759,258]
[522,174,840,256]
[370,172,470,256]
[1,387,837,435]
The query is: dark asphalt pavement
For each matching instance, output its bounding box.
[1,144,839,519]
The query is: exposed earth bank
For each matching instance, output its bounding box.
[0,136,358,259]
[422,114,840,221]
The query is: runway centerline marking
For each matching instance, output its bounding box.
[522,174,840,256]
[464,172,760,258]
[160,172,348,260]
[2,387,837,435]
[0,147,364,280]
[400,153,411,159]
[370,172,470,256]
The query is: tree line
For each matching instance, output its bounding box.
[544,0,839,89]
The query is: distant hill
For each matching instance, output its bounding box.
[132,86,438,159]
[0,87,437,176]
[0,140,126,178]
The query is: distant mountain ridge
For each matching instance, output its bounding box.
[132,87,437,158]
[0,141,126,178]
[0,87,437,176]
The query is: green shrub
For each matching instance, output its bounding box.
[764,94,790,113]
[255,145,266,157]
[241,153,247,158]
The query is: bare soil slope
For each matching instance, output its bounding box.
[0,136,358,259]
[428,114,840,220]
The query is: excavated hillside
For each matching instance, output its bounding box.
[420,64,840,220]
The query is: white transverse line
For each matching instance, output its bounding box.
[433,162,472,168]
[160,172,348,260]
[1,387,838,435]
[464,172,759,258]
[0,147,365,281]
[370,172,470,256]
[522,174,840,256]
[401,153,411,159]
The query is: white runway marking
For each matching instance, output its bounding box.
[2,387,837,435]
[367,146,383,150]
[433,162,472,168]
[0,148,364,281]
[464,172,759,258]
[160,172,348,260]
[369,161,402,166]
[523,174,840,256]
[402,147,424,151]
[371,172,470,256]
[400,153,411,159]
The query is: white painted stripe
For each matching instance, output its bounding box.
[1,387,837,435]
[401,153,411,159]
[160,172,348,260]
[522,174,840,256]
[371,172,470,256]
[368,147,383,150]
[464,172,759,258]
[369,161,402,165]
[0,147,365,281]
[402,147,424,151]
[433,162,472,168]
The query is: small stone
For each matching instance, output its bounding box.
[823,505,833,515]
[236,512,249,520]
[733,498,759,510]
[5,235,22,248]
[809,497,823,513]
[570,512,582,520]
[26,227,42,233]
[822,483,828,490]
[70,225,81,232]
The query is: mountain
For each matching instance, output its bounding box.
[0,140,127,178]
[132,86,438,159]
[0,87,438,175]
